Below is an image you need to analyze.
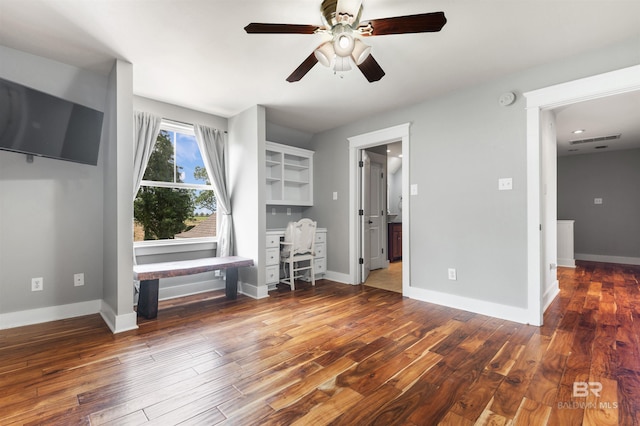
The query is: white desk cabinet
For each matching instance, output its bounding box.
[265,228,326,287]
[265,142,314,206]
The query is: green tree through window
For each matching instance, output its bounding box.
[134,130,194,240]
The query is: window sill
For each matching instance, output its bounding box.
[134,237,217,256]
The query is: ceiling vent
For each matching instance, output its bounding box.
[569,134,621,145]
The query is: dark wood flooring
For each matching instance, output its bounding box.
[1,261,639,425]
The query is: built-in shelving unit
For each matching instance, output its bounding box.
[265,142,314,206]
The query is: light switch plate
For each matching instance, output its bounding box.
[594,198,603,205]
[333,191,338,200]
[498,178,513,191]
[410,184,418,195]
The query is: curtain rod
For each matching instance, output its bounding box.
[162,117,228,134]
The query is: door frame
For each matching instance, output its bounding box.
[524,64,640,325]
[348,123,410,289]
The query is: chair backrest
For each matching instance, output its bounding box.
[284,218,317,256]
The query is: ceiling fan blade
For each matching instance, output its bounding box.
[360,11,447,36]
[244,23,321,34]
[357,54,385,82]
[286,52,319,82]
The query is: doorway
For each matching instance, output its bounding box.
[524,64,640,326]
[361,146,403,293]
[348,123,411,293]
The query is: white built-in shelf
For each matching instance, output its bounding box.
[265,142,314,206]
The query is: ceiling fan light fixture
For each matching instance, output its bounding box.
[351,38,371,65]
[334,55,352,72]
[314,42,335,67]
[334,33,354,56]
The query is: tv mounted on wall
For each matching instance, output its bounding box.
[0,77,104,166]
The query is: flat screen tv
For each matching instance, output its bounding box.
[0,77,104,166]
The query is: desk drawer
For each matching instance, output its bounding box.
[315,232,326,244]
[314,257,326,274]
[266,234,280,248]
[266,265,279,284]
[266,247,280,266]
[315,243,326,259]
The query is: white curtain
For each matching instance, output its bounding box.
[133,111,162,201]
[194,124,234,257]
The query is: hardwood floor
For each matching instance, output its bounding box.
[1,261,639,425]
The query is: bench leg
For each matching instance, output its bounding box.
[226,267,238,300]
[138,279,159,319]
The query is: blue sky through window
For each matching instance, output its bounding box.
[175,132,206,185]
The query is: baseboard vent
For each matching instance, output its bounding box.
[569,134,621,145]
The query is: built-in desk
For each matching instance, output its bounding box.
[265,228,326,288]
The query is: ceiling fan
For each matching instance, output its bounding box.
[244,0,447,83]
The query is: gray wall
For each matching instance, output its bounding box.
[558,148,640,260]
[307,36,640,309]
[0,46,108,315]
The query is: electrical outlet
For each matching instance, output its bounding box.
[74,273,85,287]
[31,277,44,291]
[498,178,513,191]
[448,268,457,281]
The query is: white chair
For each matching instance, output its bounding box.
[280,218,317,290]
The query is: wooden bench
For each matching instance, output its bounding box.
[133,256,254,319]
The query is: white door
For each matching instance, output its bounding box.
[368,153,386,270]
[360,151,371,282]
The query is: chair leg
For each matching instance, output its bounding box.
[289,261,295,291]
[311,260,315,287]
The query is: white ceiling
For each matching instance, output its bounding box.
[1,0,639,139]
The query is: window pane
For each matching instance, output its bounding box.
[143,130,175,183]
[176,132,207,185]
[133,188,216,241]
[133,187,194,240]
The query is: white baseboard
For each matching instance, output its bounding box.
[575,253,640,266]
[240,281,269,299]
[100,301,138,334]
[324,270,352,284]
[0,299,102,330]
[558,258,576,268]
[543,280,560,312]
[404,286,539,326]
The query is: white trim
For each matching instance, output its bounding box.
[324,270,352,284]
[557,258,576,268]
[100,302,138,333]
[240,281,269,299]
[134,237,217,256]
[524,64,640,327]
[404,286,533,325]
[575,253,640,266]
[0,300,102,330]
[348,123,411,289]
[543,280,560,312]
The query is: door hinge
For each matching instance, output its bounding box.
[359,258,364,265]
[359,209,364,216]
[381,172,384,179]
[359,160,364,167]
[540,224,542,231]
[382,248,384,254]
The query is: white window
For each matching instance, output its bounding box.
[134,120,216,242]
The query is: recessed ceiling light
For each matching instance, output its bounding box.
[387,149,391,153]
[572,129,585,134]
[398,154,403,158]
